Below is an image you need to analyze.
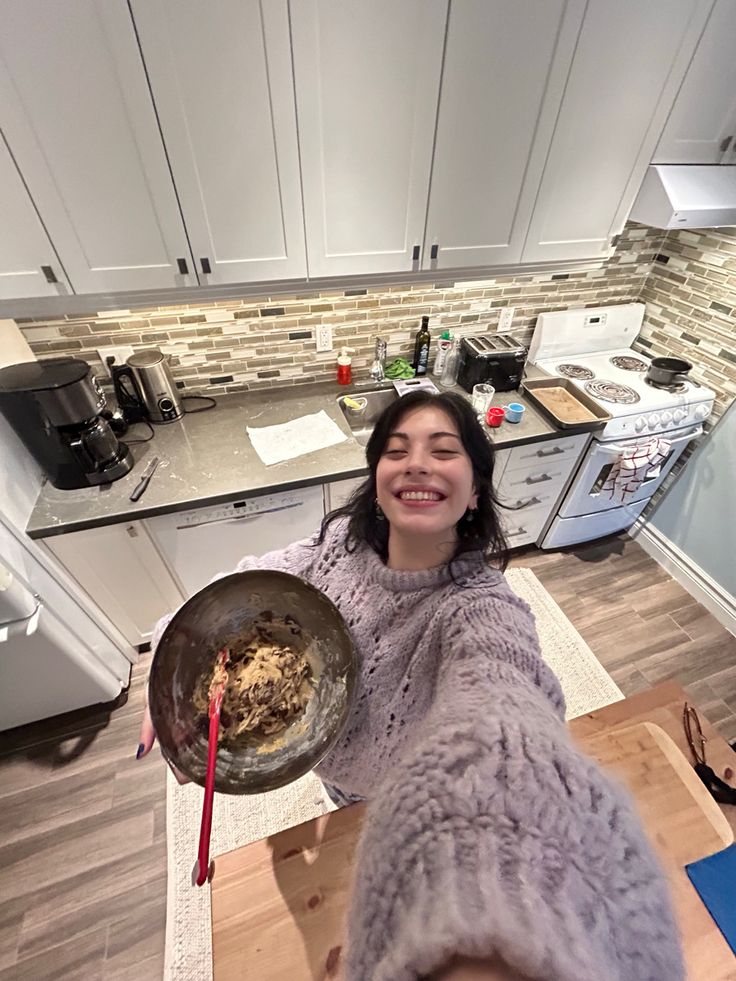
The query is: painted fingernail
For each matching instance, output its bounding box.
[136,743,145,759]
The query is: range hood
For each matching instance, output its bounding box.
[630,165,736,229]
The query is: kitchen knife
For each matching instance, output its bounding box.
[129,455,160,502]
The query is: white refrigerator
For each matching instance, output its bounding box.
[0,327,134,731]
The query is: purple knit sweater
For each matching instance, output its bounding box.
[152,519,683,981]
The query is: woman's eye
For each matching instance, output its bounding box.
[384,448,406,457]
[433,449,458,456]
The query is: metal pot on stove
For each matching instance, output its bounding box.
[646,356,692,388]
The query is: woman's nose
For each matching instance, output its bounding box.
[404,451,430,473]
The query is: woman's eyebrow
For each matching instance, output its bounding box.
[387,431,461,440]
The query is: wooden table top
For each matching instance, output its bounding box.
[212,682,736,980]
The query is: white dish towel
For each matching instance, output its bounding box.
[602,436,671,504]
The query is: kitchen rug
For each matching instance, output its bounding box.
[163,567,623,981]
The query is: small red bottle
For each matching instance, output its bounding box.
[337,347,354,385]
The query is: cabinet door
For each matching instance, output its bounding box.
[424,0,585,269]
[0,134,71,299]
[0,0,196,294]
[292,0,447,277]
[131,0,307,285]
[521,0,714,263]
[653,0,736,164]
[45,521,185,648]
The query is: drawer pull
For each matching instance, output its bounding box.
[508,496,541,511]
[536,446,564,457]
[508,526,527,538]
[525,473,552,485]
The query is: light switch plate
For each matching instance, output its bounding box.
[498,307,516,330]
[316,325,333,352]
[97,346,134,377]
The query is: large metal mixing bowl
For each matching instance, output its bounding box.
[148,570,357,794]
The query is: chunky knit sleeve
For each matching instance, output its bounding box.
[345,585,683,981]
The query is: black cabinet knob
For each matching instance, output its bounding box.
[177,257,189,275]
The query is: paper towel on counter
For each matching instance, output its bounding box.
[246,410,348,466]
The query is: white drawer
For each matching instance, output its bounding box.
[503,433,588,476]
[497,461,569,501]
[501,504,550,548]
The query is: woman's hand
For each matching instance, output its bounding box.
[136,699,190,785]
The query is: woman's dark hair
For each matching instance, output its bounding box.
[317,390,509,572]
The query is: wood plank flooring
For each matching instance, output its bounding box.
[1,532,735,979]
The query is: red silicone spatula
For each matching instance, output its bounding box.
[193,647,230,887]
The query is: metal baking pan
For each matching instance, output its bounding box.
[521,377,612,432]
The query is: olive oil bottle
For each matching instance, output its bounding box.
[412,315,431,376]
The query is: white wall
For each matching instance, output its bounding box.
[648,402,736,599]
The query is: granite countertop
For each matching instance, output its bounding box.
[26,373,567,540]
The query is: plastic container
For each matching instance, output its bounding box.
[336,346,354,386]
[432,329,453,376]
[439,336,460,388]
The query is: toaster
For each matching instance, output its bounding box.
[457,333,528,393]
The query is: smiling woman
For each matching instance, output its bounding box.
[316,390,509,575]
[141,390,683,981]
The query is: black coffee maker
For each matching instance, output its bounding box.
[0,358,134,489]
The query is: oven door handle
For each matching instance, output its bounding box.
[598,425,703,456]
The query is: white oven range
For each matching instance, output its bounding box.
[526,303,714,549]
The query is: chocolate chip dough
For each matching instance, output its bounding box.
[194,614,314,740]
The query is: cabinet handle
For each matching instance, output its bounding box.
[508,526,527,538]
[508,496,541,511]
[430,243,439,260]
[525,473,552,485]
[41,265,58,284]
[177,257,189,275]
[126,525,139,538]
[720,135,733,154]
[536,446,564,457]
[412,245,420,262]
[200,257,212,274]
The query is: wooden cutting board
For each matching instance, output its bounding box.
[211,723,734,981]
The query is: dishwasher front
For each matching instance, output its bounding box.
[144,484,325,596]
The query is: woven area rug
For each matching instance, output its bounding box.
[163,567,623,981]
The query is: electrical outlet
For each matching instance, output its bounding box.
[498,307,516,331]
[97,346,135,377]
[316,324,333,353]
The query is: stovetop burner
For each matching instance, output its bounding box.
[557,363,595,380]
[610,355,648,372]
[645,377,687,395]
[584,379,641,405]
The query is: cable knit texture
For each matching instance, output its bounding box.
[152,519,683,981]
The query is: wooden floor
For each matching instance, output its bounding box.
[1,533,735,980]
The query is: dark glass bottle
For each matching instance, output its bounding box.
[412,315,431,376]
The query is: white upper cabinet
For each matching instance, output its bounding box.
[423,0,586,269]
[0,0,196,294]
[291,0,447,277]
[521,0,714,264]
[0,134,71,299]
[654,0,736,164]
[131,0,307,285]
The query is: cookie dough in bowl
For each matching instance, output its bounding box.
[149,570,357,795]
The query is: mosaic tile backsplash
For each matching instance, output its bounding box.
[16,221,735,425]
[18,222,663,395]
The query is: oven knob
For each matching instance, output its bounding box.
[693,404,710,420]
[660,410,673,425]
[673,408,688,423]
[647,413,661,429]
[634,416,647,432]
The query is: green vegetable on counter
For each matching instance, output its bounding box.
[384,358,415,380]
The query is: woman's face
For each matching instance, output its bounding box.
[375,405,478,538]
